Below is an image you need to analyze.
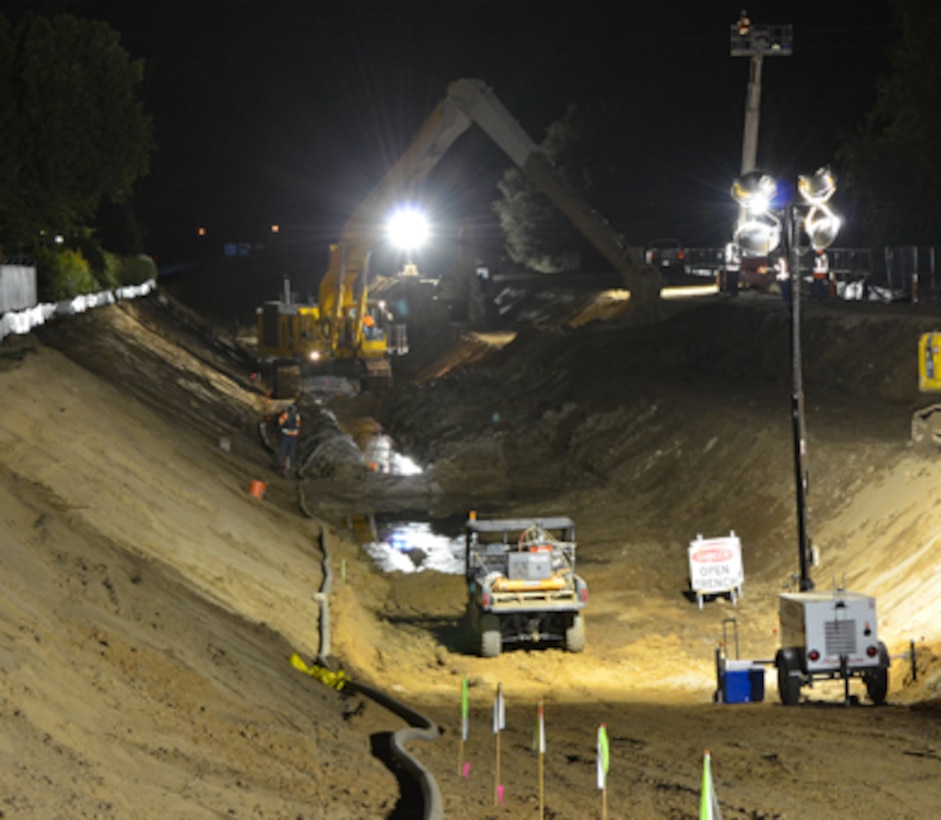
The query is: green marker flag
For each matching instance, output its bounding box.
[533,699,545,753]
[700,750,722,820]
[596,723,610,790]
[461,676,469,742]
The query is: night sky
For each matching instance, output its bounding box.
[4,1,900,267]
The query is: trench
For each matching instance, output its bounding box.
[288,403,446,820]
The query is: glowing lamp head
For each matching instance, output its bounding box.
[734,210,782,256]
[800,167,841,250]
[798,167,837,206]
[387,207,429,251]
[731,171,778,214]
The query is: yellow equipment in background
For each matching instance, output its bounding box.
[918,332,941,391]
[912,332,941,448]
[256,275,400,396]
[257,78,660,397]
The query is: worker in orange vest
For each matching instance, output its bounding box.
[811,251,829,301]
[277,404,301,476]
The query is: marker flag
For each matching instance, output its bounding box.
[533,699,546,754]
[461,676,469,742]
[596,724,610,790]
[493,683,506,733]
[700,750,722,820]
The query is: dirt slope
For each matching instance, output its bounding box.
[2,288,941,818]
[0,298,397,817]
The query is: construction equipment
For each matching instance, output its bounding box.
[464,515,588,658]
[257,79,660,396]
[256,276,402,397]
[912,331,941,449]
[775,589,889,705]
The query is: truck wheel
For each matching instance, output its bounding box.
[565,614,586,653]
[776,649,801,706]
[480,614,502,658]
[865,642,890,705]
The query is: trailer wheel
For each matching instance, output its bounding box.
[776,648,801,706]
[865,642,890,705]
[565,614,586,653]
[480,614,502,658]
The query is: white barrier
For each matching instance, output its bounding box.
[0,279,155,341]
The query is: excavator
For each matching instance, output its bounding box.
[257,78,661,397]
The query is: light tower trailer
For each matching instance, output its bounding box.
[776,590,890,706]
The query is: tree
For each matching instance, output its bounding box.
[493,105,579,273]
[839,0,941,244]
[0,13,153,253]
[493,102,635,273]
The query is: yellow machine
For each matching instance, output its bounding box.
[913,332,941,448]
[257,78,660,396]
[256,275,399,396]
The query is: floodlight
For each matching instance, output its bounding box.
[733,210,782,256]
[387,206,429,250]
[731,171,778,214]
[799,167,840,250]
[803,204,841,251]
[798,167,836,206]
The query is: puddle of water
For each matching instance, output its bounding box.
[362,520,465,575]
[363,433,423,476]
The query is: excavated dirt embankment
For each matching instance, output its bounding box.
[2,288,941,818]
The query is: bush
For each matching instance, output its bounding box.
[98,251,123,289]
[117,253,156,285]
[35,247,97,302]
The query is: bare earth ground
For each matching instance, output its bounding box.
[2,285,941,818]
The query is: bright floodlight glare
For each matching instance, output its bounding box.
[800,167,840,250]
[387,207,429,250]
[731,171,778,214]
[798,167,836,205]
[734,210,782,255]
[804,206,841,251]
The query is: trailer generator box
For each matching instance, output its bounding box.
[778,591,881,674]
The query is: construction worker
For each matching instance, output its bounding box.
[724,241,741,297]
[812,250,829,300]
[277,404,301,476]
[363,312,377,339]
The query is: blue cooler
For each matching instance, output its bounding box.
[721,661,765,704]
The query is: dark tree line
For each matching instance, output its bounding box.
[839,0,941,244]
[495,0,940,270]
[0,12,153,257]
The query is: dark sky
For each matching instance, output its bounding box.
[4,1,900,260]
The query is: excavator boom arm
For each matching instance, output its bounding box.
[319,78,659,344]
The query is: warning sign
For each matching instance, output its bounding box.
[688,532,744,605]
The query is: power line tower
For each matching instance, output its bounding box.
[731,11,793,175]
